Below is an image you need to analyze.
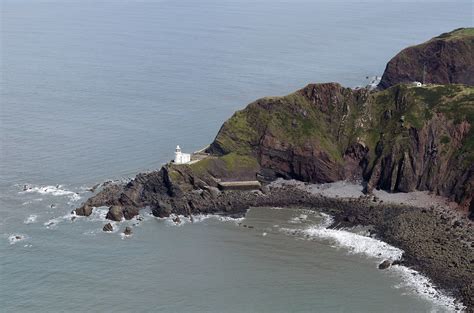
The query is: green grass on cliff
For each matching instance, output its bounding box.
[188,153,259,178]
[213,89,346,163]
[209,82,473,178]
[434,27,474,41]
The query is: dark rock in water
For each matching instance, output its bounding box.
[378,260,392,270]
[74,204,93,216]
[106,205,124,221]
[103,223,113,232]
[172,216,181,224]
[123,207,139,220]
[123,226,132,236]
[15,235,22,240]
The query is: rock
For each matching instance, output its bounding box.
[345,215,356,223]
[152,201,173,218]
[106,205,123,221]
[391,260,402,266]
[102,223,113,232]
[206,186,220,199]
[123,207,139,220]
[74,204,93,216]
[172,216,181,224]
[123,226,132,236]
[378,260,392,270]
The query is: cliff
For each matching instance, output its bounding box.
[378,28,474,89]
[209,83,474,214]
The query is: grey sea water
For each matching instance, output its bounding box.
[1,0,472,312]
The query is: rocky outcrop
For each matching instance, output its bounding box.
[379,28,474,89]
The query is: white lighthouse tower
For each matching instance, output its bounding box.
[174,145,191,164]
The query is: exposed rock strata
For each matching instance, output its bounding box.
[208,83,473,215]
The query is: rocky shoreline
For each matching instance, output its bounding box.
[74,175,473,310]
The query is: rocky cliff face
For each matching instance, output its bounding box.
[209,83,474,214]
[378,28,474,89]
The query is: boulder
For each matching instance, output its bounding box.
[123,207,140,220]
[152,201,173,218]
[378,260,392,270]
[102,223,113,232]
[74,204,93,216]
[106,205,123,221]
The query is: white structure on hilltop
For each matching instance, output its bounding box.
[174,145,191,164]
[412,81,423,87]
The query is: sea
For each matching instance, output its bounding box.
[1,0,472,312]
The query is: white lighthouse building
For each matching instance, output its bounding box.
[174,145,191,164]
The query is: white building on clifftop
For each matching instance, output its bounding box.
[174,145,191,164]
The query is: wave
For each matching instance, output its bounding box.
[156,213,245,227]
[21,185,81,202]
[24,214,38,224]
[8,234,27,245]
[285,213,463,312]
[393,265,464,312]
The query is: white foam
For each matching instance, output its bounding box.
[44,213,74,229]
[21,185,81,202]
[120,232,132,239]
[288,213,462,312]
[289,214,308,224]
[8,234,27,245]
[88,207,110,222]
[303,225,403,261]
[393,266,465,312]
[156,214,245,227]
[24,214,38,224]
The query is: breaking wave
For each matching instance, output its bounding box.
[24,215,38,224]
[284,213,463,312]
[8,234,27,245]
[21,185,81,202]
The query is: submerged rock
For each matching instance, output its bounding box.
[123,226,132,236]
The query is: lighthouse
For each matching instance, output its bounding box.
[174,145,191,164]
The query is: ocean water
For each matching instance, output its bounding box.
[1,0,472,312]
